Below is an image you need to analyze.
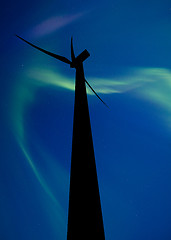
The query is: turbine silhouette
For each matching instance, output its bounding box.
[16,35,106,240]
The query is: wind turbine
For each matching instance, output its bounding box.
[16,35,106,240]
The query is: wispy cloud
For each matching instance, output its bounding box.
[28,68,75,91]
[28,66,171,128]
[29,12,86,39]
[10,74,67,236]
[136,68,171,128]
[27,67,154,94]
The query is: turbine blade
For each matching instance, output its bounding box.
[16,35,71,64]
[76,49,90,63]
[71,37,75,61]
[84,79,108,107]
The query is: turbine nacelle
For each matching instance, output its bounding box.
[70,37,90,68]
[70,49,90,68]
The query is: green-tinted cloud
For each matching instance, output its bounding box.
[10,73,66,227]
[28,68,75,91]
[28,66,171,128]
[10,66,171,209]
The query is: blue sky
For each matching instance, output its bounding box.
[1,0,171,239]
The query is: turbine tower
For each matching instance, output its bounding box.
[16,35,106,240]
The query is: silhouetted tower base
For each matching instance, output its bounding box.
[67,63,105,240]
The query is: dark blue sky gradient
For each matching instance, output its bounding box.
[1,0,171,239]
